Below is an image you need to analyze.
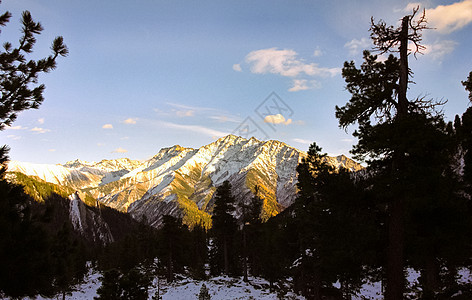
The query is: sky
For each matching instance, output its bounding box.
[0,0,471,164]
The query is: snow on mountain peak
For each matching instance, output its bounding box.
[8,135,362,227]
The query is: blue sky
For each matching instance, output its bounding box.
[1,0,471,164]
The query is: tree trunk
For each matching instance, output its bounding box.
[385,15,409,300]
[397,16,409,117]
[385,196,404,300]
[243,227,248,282]
[422,255,439,299]
[167,241,173,282]
[224,237,229,275]
[313,268,322,300]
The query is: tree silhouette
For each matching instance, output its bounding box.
[463,71,472,102]
[210,180,238,275]
[0,3,68,130]
[336,8,435,299]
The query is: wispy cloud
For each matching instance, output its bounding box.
[30,127,50,134]
[209,115,241,123]
[38,118,45,124]
[292,138,312,145]
[166,102,210,117]
[176,110,194,117]
[245,48,339,77]
[112,147,128,153]
[422,40,457,60]
[232,63,242,72]
[289,79,321,92]
[424,0,472,34]
[7,134,21,140]
[344,37,371,56]
[5,125,27,130]
[264,114,292,125]
[158,121,228,138]
[123,118,137,124]
[243,47,339,92]
[48,149,56,152]
[102,124,113,129]
[313,48,322,57]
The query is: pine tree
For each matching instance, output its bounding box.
[240,185,263,281]
[210,180,238,275]
[95,269,122,300]
[120,268,151,300]
[51,221,87,300]
[198,283,211,300]
[0,2,68,130]
[189,222,208,280]
[158,215,188,282]
[0,4,67,297]
[462,71,472,102]
[335,8,438,299]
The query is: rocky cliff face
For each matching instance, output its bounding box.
[8,135,362,228]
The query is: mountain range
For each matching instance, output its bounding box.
[7,135,362,229]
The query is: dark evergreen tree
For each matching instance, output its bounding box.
[120,268,152,300]
[0,165,54,297]
[189,222,208,279]
[51,221,87,300]
[198,283,211,300]
[0,2,68,130]
[241,185,263,281]
[335,8,436,299]
[0,4,68,297]
[258,215,289,291]
[210,180,238,275]
[462,71,472,102]
[158,215,188,282]
[95,269,122,300]
[95,268,151,300]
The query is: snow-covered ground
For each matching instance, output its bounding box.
[24,267,472,300]
[33,271,304,300]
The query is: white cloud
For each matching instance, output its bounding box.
[289,79,310,92]
[313,48,322,57]
[425,0,472,34]
[263,114,292,125]
[245,48,339,78]
[5,125,27,130]
[344,37,371,56]
[289,79,321,92]
[176,110,194,117]
[292,138,312,145]
[97,143,105,147]
[422,40,457,60]
[7,134,21,140]
[211,115,228,123]
[159,121,228,138]
[209,115,242,124]
[102,124,113,129]
[30,127,50,134]
[402,2,423,13]
[48,149,56,152]
[123,118,137,124]
[38,118,45,124]
[232,64,242,72]
[112,147,128,153]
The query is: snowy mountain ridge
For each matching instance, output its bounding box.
[8,135,362,227]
